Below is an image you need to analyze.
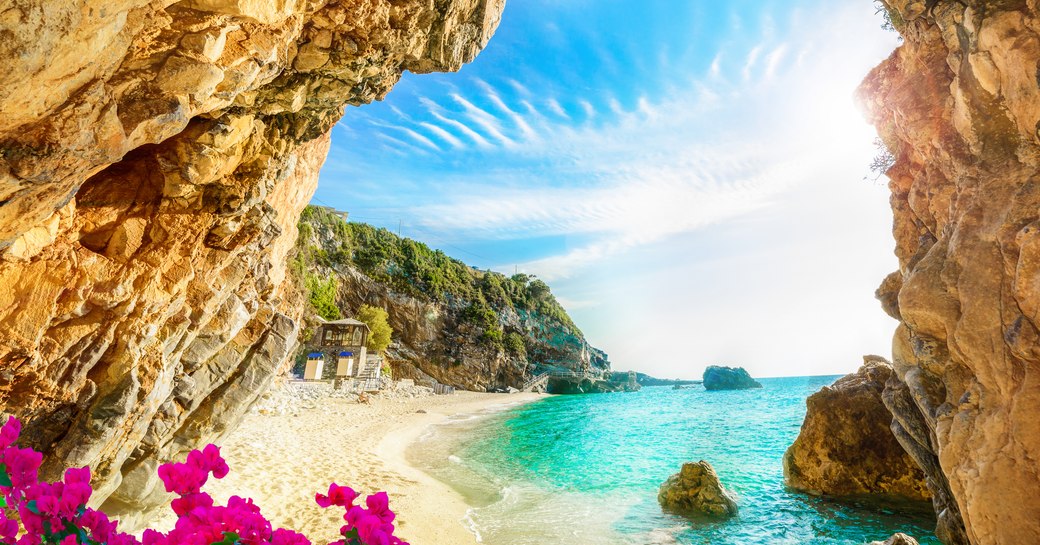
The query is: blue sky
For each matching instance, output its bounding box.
[315,0,903,379]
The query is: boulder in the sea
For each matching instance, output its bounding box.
[702,366,762,391]
[783,356,930,501]
[868,534,919,545]
[657,461,738,518]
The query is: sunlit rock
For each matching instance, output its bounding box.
[658,460,738,519]
[783,356,930,502]
[860,2,1040,543]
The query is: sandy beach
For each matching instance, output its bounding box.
[166,389,544,544]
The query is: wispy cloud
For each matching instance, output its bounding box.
[419,97,494,149]
[419,121,465,149]
[764,44,789,79]
[742,44,763,81]
[347,2,890,283]
[547,98,570,119]
[452,94,517,147]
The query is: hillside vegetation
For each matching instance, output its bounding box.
[290,206,608,390]
[293,206,579,348]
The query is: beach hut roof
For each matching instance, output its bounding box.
[307,352,323,359]
[323,318,371,331]
[339,351,353,357]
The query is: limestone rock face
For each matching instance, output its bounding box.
[783,356,930,502]
[658,460,738,519]
[328,265,612,392]
[0,0,503,524]
[861,2,1040,543]
[702,365,762,391]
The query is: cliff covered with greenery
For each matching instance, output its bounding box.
[291,206,609,390]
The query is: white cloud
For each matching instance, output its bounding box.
[547,98,570,119]
[419,122,465,149]
[742,44,763,81]
[419,97,494,149]
[764,44,789,79]
[709,53,722,78]
[580,100,596,120]
[452,93,517,147]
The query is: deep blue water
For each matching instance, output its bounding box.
[409,377,939,545]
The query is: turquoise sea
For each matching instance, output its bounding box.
[408,376,939,545]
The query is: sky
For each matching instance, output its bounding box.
[314,0,903,379]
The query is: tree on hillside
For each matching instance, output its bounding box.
[357,304,393,353]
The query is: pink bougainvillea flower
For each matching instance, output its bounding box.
[0,514,18,542]
[3,447,42,488]
[365,492,395,524]
[63,466,90,484]
[0,416,21,450]
[186,444,229,480]
[271,528,311,545]
[169,491,215,517]
[0,417,409,545]
[315,483,359,509]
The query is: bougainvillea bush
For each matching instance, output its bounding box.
[0,417,408,545]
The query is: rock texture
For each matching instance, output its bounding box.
[861,2,1040,543]
[657,460,738,519]
[545,375,637,394]
[783,356,930,502]
[870,534,920,545]
[336,265,612,391]
[702,365,762,391]
[0,0,503,525]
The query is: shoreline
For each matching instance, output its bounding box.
[160,389,546,544]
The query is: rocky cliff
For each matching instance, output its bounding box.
[294,206,611,391]
[784,356,930,502]
[861,2,1040,543]
[0,0,503,523]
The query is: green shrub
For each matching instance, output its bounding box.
[505,332,527,359]
[306,274,340,320]
[357,304,393,353]
[293,205,581,345]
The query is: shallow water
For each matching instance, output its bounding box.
[409,377,939,545]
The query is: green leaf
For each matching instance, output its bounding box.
[0,464,11,488]
[26,499,40,514]
[0,495,6,508]
[343,528,362,545]
[211,531,240,545]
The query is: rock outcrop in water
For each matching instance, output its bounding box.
[702,366,762,391]
[658,460,738,519]
[783,356,930,502]
[0,0,503,524]
[860,2,1040,543]
[870,534,919,545]
[545,375,637,394]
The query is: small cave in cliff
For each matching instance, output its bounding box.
[74,144,164,261]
